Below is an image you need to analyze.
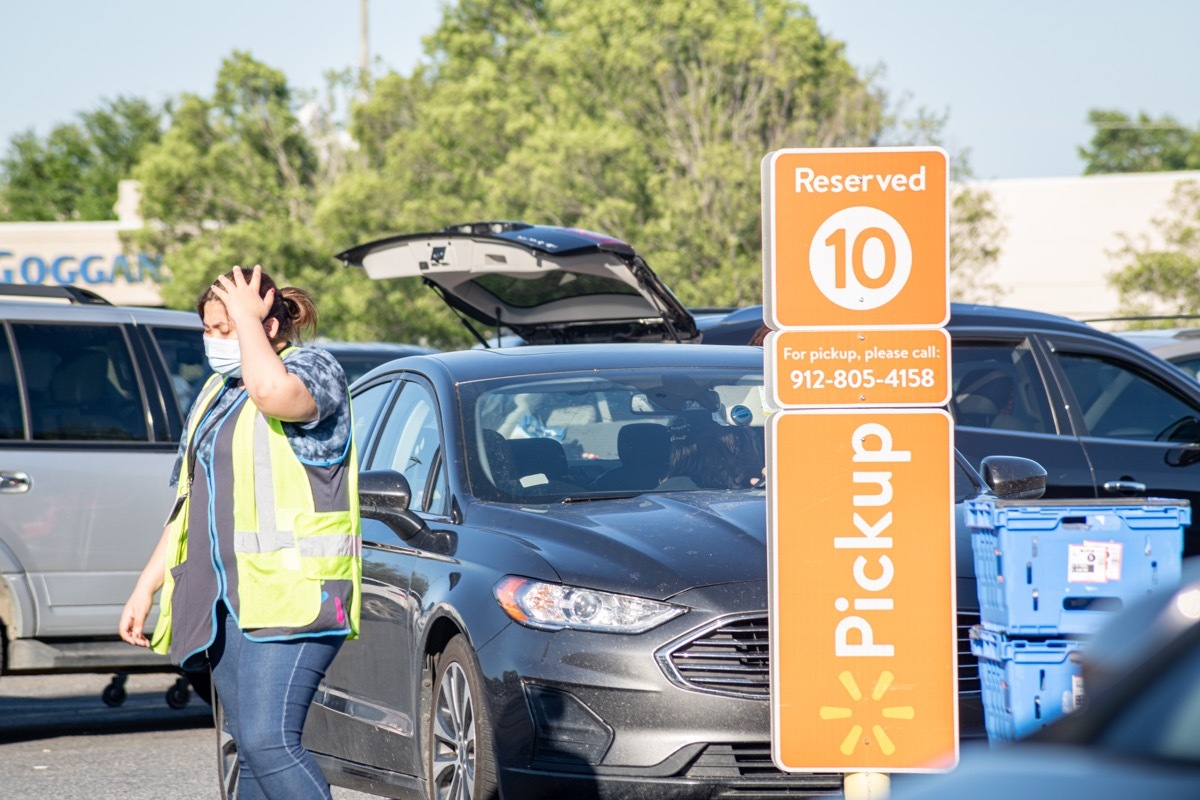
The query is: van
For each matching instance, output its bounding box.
[0,284,204,702]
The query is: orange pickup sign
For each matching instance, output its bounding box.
[768,409,957,772]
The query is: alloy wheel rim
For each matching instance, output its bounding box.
[432,662,476,800]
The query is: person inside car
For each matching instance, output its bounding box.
[954,367,1025,431]
[658,416,762,490]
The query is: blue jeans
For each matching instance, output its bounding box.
[209,604,344,800]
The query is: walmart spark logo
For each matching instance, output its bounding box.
[818,670,915,756]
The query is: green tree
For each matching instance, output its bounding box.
[322,0,1005,325]
[881,106,1007,303]
[129,52,322,304]
[948,183,1006,304]
[1109,180,1200,318]
[129,52,458,346]
[1079,109,1199,175]
[132,3,1005,346]
[0,96,162,221]
[1082,110,1200,317]
[321,0,887,324]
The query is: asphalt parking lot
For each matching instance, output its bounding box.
[0,673,373,800]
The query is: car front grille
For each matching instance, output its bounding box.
[658,611,982,700]
[683,743,843,793]
[657,614,770,698]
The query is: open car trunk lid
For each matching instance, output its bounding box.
[336,222,699,345]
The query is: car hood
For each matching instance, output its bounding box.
[469,490,767,600]
[336,222,699,345]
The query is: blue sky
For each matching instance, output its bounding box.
[811,0,1200,179]
[2,0,1197,180]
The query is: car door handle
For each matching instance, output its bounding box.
[1103,480,1147,494]
[0,471,31,493]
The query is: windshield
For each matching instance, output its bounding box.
[460,367,767,502]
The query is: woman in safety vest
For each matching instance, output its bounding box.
[119,264,361,800]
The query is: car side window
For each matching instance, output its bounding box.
[150,326,207,416]
[368,381,446,515]
[12,322,148,442]
[1056,352,1200,443]
[951,342,1054,434]
[427,459,446,515]
[0,330,22,439]
[350,381,394,466]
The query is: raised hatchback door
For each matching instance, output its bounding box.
[336,223,698,344]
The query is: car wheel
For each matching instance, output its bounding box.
[213,688,239,800]
[429,635,498,800]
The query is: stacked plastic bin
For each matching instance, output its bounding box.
[965,497,1188,743]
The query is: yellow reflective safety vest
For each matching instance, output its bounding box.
[151,353,361,658]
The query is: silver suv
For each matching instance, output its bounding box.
[0,284,204,698]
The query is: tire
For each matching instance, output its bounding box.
[428,635,498,800]
[213,688,240,800]
[166,678,191,709]
[102,683,127,708]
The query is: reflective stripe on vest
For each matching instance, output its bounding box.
[224,350,359,633]
[231,414,359,560]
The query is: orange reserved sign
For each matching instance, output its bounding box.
[768,409,957,772]
[767,329,950,408]
[762,148,948,329]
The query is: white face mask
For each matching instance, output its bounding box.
[203,335,242,379]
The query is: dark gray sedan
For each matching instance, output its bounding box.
[214,344,1043,800]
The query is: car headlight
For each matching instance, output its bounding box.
[494,576,686,634]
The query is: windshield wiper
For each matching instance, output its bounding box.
[561,492,642,504]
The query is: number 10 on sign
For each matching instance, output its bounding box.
[763,147,947,329]
[811,207,913,312]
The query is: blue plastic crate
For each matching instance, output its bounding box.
[969,626,1085,743]
[967,498,1187,635]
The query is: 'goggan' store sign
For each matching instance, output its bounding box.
[0,220,166,306]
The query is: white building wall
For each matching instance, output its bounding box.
[968,170,1200,324]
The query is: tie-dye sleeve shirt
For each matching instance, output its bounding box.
[280,345,352,464]
[169,345,351,485]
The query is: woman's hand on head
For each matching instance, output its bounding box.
[212,264,274,328]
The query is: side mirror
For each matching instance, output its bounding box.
[359,469,428,540]
[979,455,1047,500]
